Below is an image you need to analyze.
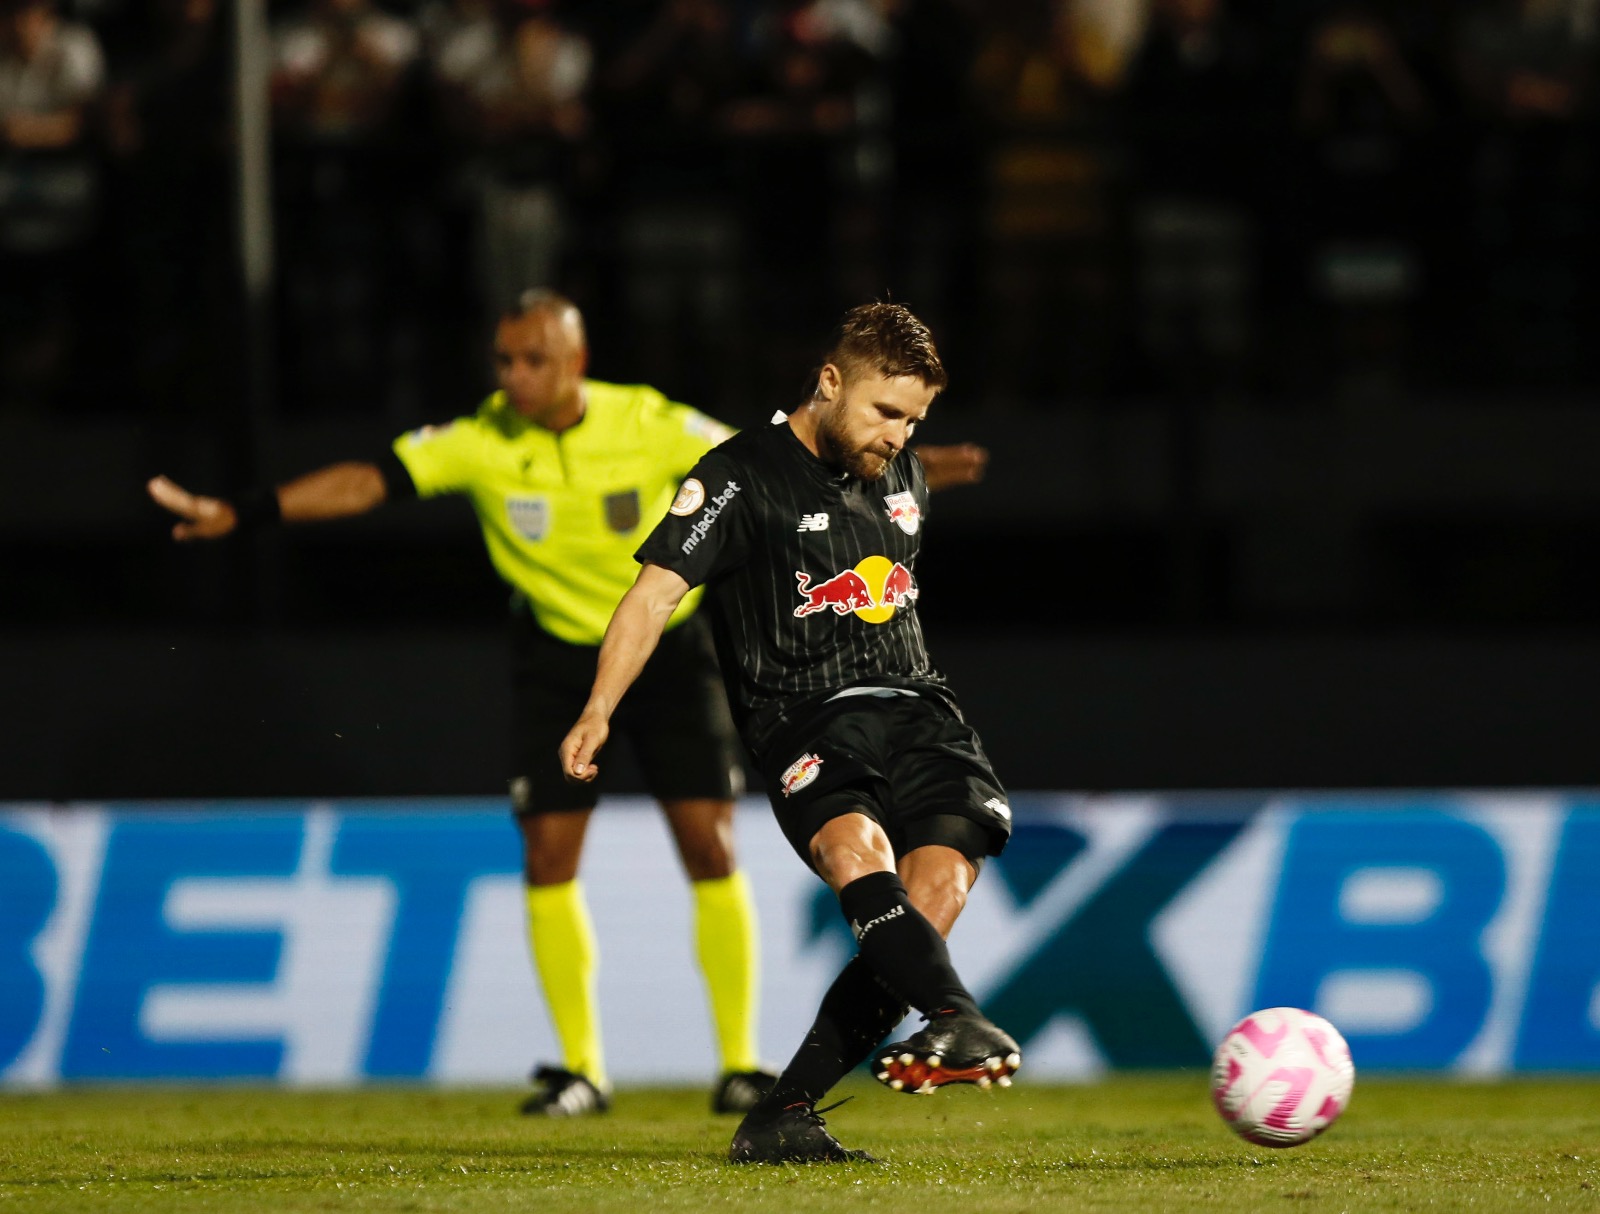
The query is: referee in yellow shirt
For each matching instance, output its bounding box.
[147,289,988,1117]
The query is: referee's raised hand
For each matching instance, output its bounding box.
[147,475,238,541]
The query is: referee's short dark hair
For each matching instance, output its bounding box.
[503,289,586,343]
[824,302,947,392]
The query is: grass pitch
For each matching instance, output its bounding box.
[1,1075,1596,1212]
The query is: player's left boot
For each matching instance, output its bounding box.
[728,1099,878,1164]
[874,1009,1022,1095]
[711,1068,780,1114]
[519,1065,611,1116]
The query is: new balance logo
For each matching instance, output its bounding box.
[797,513,830,532]
[984,798,1012,822]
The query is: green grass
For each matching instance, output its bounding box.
[1,1076,1596,1212]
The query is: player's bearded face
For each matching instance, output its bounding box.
[817,370,935,481]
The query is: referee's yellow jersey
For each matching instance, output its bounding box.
[393,380,735,646]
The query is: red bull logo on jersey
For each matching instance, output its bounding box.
[780,752,824,796]
[794,555,918,623]
[884,491,921,535]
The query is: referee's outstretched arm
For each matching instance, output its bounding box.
[916,442,988,492]
[146,462,389,541]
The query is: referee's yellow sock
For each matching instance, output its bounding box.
[525,880,606,1088]
[692,871,760,1074]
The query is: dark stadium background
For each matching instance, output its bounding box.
[5,0,1599,799]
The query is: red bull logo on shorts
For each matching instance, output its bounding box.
[793,555,918,623]
[780,752,823,796]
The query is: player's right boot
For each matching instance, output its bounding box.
[874,1009,1022,1095]
[728,1100,878,1164]
[519,1065,611,1116]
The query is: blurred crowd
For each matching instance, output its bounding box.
[4,0,1600,423]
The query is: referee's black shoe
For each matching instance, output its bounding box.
[519,1065,611,1116]
[874,1009,1021,1095]
[712,1068,779,1114]
[728,1100,878,1164]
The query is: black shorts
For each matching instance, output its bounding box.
[509,605,744,815]
[755,689,1012,869]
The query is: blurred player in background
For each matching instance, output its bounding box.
[147,289,988,1119]
[561,301,1016,1163]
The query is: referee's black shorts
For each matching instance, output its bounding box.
[754,689,1013,870]
[508,604,745,815]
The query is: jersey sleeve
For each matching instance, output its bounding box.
[391,418,478,499]
[634,447,752,588]
[645,390,739,475]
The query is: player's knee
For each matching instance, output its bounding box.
[811,839,891,891]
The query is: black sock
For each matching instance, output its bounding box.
[760,956,908,1111]
[836,870,979,1018]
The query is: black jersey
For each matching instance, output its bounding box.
[634,416,957,758]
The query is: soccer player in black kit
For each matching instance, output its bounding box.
[560,301,1019,1164]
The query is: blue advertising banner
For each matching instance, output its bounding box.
[2,794,1596,1085]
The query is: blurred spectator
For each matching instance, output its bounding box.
[414,0,490,63]
[1454,0,1599,392]
[101,0,230,414]
[270,0,423,415]
[1061,0,1154,91]
[0,0,103,412]
[271,0,419,141]
[430,0,591,318]
[968,0,1120,405]
[881,0,985,386]
[1117,0,1266,401]
[1282,1,1438,405]
[1455,0,1594,121]
[597,0,748,413]
[719,0,890,397]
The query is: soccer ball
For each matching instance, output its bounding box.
[1210,1007,1354,1147]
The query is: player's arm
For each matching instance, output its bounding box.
[912,442,989,492]
[560,562,692,783]
[146,462,389,542]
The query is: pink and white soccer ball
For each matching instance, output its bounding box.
[1210,1007,1355,1147]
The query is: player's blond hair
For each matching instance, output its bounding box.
[824,302,947,392]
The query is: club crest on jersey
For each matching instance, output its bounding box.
[669,478,705,516]
[506,495,549,542]
[884,491,921,535]
[793,555,918,623]
[780,753,823,796]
